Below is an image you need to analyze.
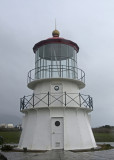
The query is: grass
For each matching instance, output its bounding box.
[0,131,21,144]
[0,130,114,144]
[93,133,114,142]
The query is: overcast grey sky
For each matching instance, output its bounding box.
[0,0,114,127]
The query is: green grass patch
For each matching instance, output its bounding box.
[0,131,21,144]
[0,130,114,144]
[93,132,114,142]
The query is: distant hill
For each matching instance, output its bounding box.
[0,114,22,126]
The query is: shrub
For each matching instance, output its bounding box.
[0,136,4,145]
[100,144,113,150]
[1,145,13,151]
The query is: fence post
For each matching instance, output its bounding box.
[33,93,34,108]
[79,93,81,107]
[65,92,66,106]
[48,92,49,106]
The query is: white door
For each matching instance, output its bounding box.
[51,117,64,149]
[50,83,63,107]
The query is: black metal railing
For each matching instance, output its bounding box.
[20,92,93,111]
[27,65,85,84]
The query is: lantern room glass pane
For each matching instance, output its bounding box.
[38,44,73,60]
[35,43,77,79]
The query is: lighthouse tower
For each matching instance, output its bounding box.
[18,29,96,150]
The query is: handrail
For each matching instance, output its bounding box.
[20,92,93,111]
[27,65,85,84]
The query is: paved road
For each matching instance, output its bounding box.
[1,149,114,160]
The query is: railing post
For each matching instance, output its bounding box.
[65,92,66,106]
[33,93,34,108]
[30,71,31,83]
[89,96,90,108]
[20,98,22,111]
[20,96,25,110]
[81,70,82,81]
[84,72,85,83]
[27,73,28,84]
[48,92,49,106]
[91,97,93,110]
[89,96,91,109]
[23,96,25,109]
[49,66,50,78]
[79,93,81,107]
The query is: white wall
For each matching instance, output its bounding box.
[18,108,51,150]
[64,108,96,150]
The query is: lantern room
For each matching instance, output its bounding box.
[33,30,80,80]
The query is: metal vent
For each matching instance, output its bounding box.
[56,142,60,147]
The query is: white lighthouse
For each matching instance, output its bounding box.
[18,29,96,150]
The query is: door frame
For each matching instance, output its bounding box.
[51,117,64,149]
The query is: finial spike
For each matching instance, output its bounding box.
[55,19,56,30]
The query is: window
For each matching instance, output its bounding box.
[55,121,60,126]
[54,86,59,91]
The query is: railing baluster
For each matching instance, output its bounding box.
[88,97,90,108]
[48,92,49,106]
[30,71,31,83]
[20,98,22,111]
[65,92,66,106]
[23,96,25,109]
[91,97,93,110]
[79,93,81,107]
[33,93,34,108]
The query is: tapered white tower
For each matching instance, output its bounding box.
[18,29,96,150]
